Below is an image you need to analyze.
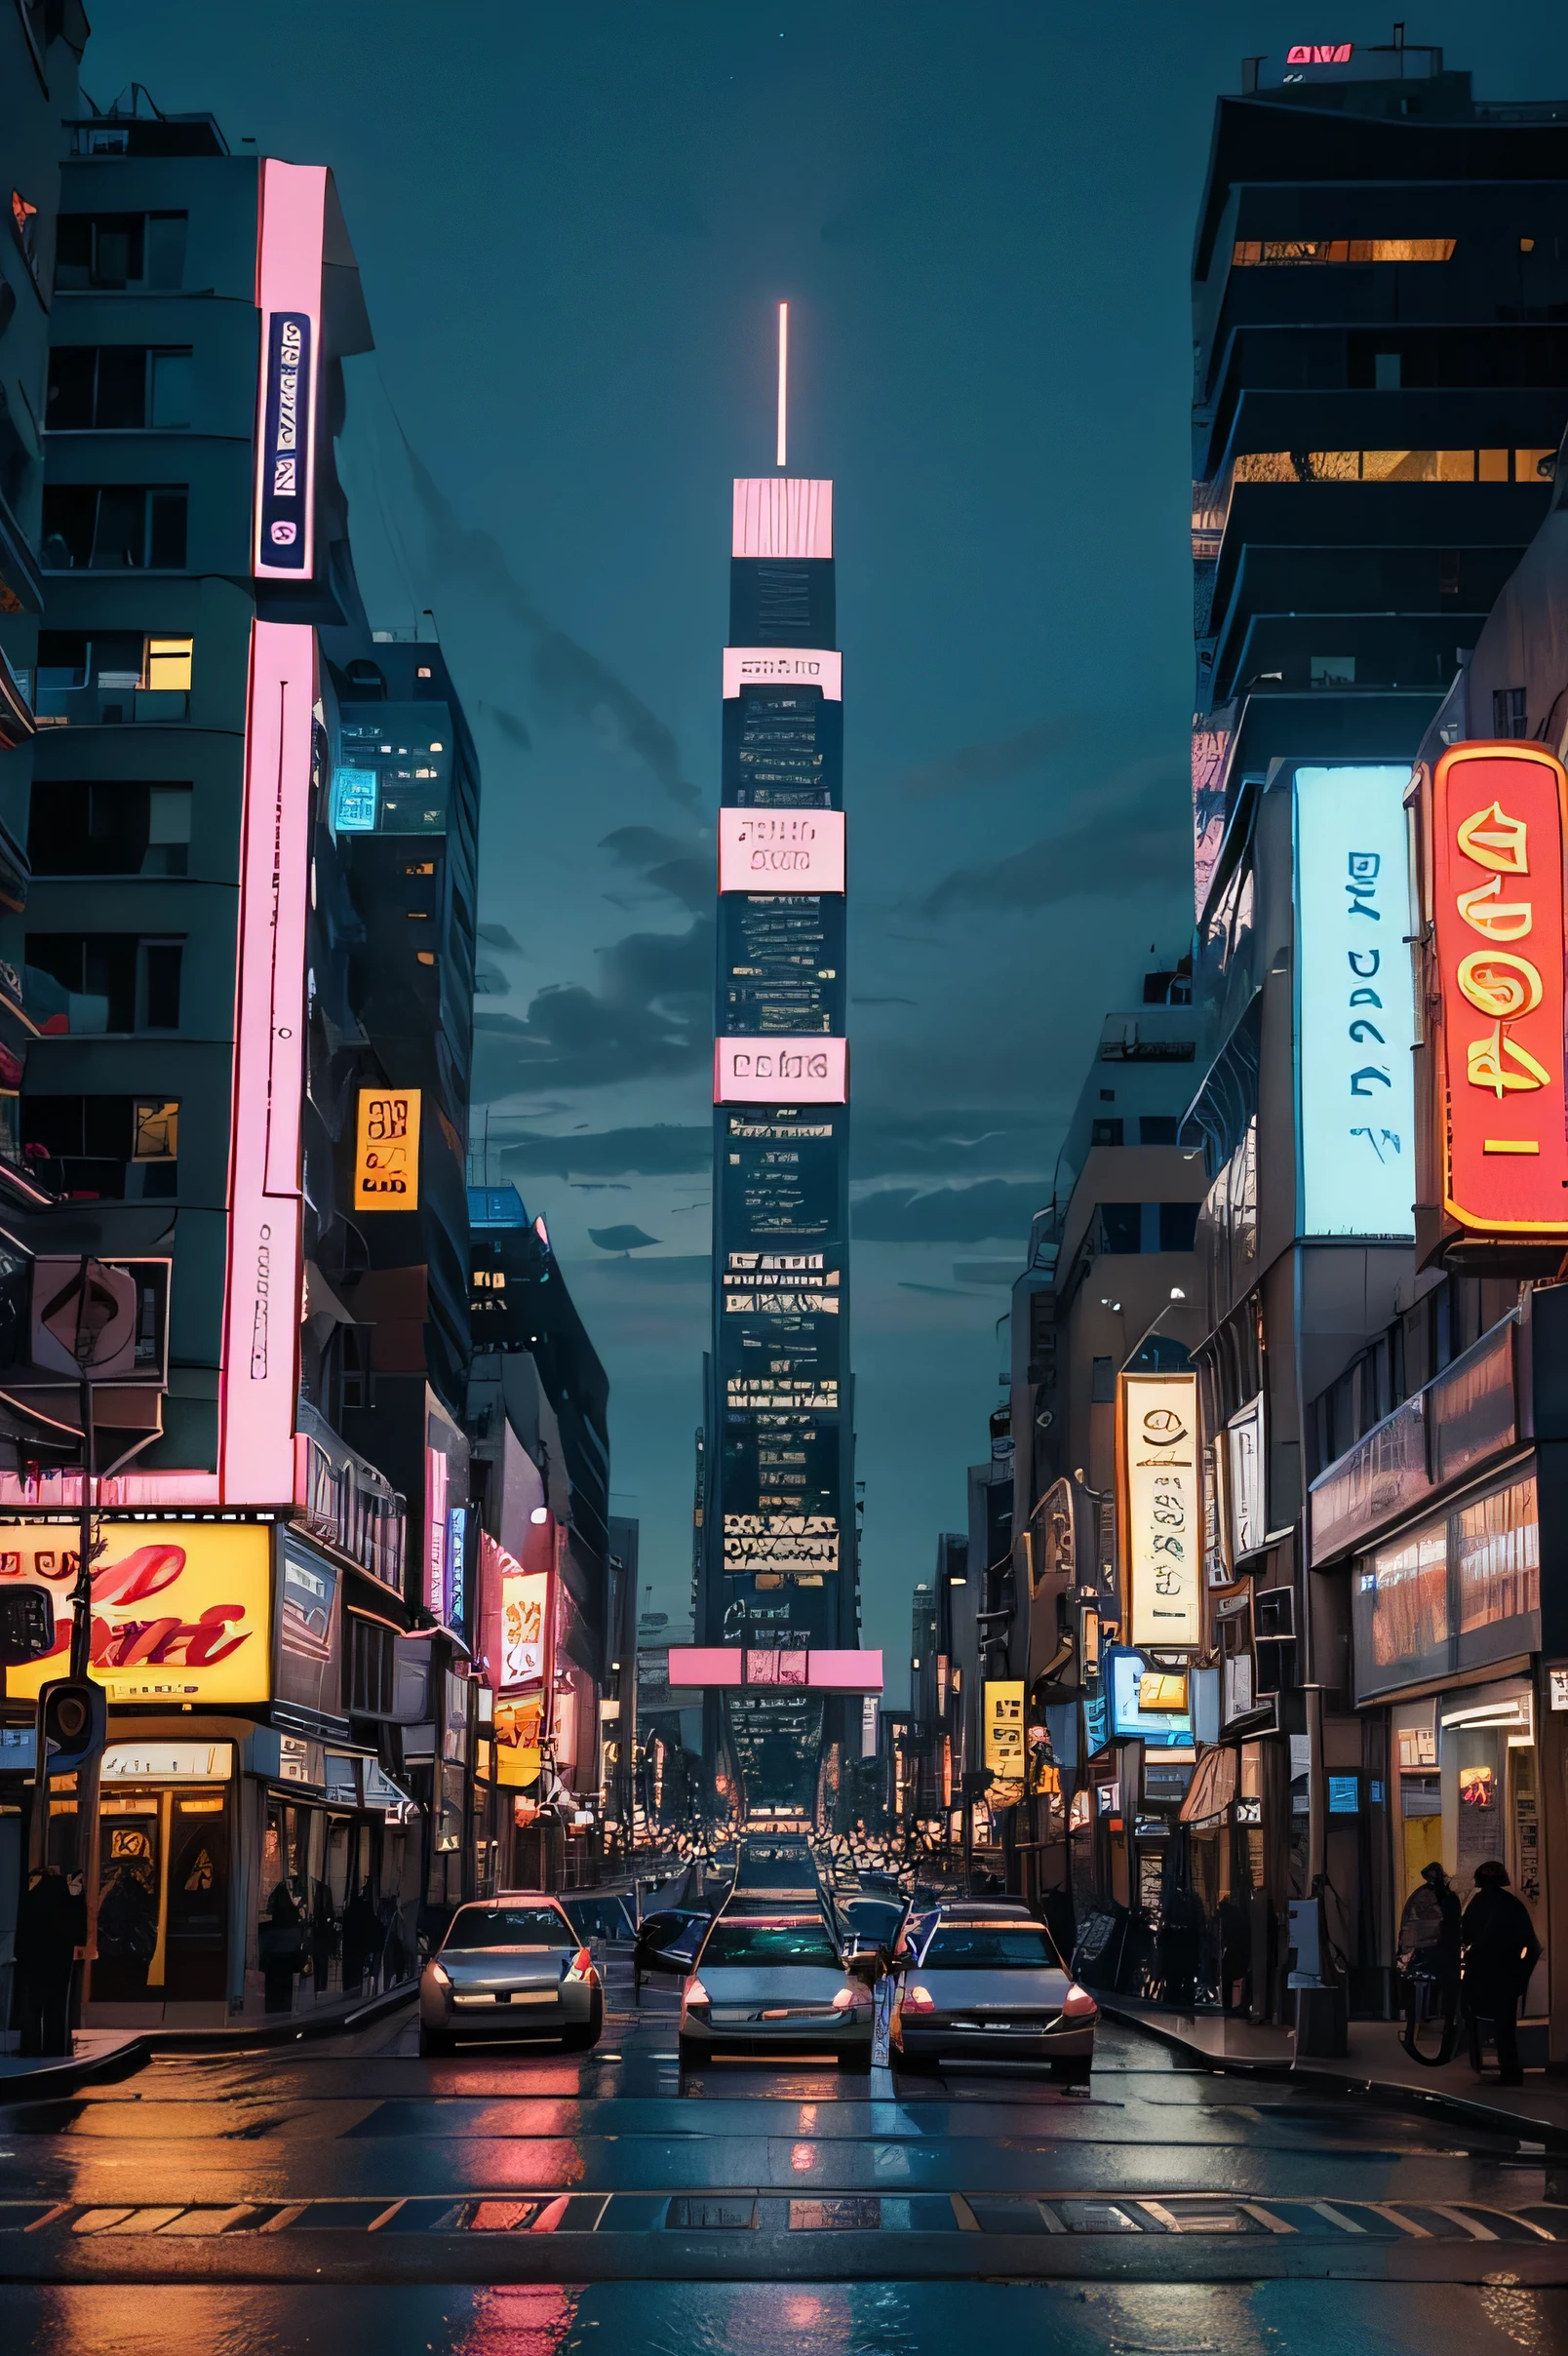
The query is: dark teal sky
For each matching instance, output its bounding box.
[83,3,1567,1691]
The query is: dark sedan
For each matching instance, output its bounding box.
[890,1908,1097,2083]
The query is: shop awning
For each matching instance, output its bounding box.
[1178,1745,1238,1826]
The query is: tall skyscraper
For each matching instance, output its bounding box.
[699,467,858,1822]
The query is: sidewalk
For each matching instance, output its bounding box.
[0,2028,149,2097]
[1105,1995,1568,2145]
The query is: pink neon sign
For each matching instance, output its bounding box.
[714,1036,847,1105]
[723,648,842,700]
[719,808,844,894]
[220,621,314,1504]
[1285,41,1352,61]
[253,160,326,580]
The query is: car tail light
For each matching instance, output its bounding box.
[832,1983,872,2010]
[683,1976,711,2012]
[1062,1982,1098,2020]
[565,1945,594,1981]
[902,1983,935,2012]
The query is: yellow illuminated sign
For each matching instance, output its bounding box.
[0,1521,272,1704]
[983,1678,1025,1775]
[355,1087,420,1211]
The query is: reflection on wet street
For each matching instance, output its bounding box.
[6,1990,1568,2351]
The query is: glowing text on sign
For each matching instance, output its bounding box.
[1119,1371,1201,1651]
[1432,742,1568,1232]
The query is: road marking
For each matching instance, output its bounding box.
[1367,2206,1433,2237]
[949,2193,981,2231]
[1425,2206,1500,2241]
[258,2204,308,2233]
[366,2201,407,2231]
[1308,2200,1367,2233]
[1237,2203,1296,2234]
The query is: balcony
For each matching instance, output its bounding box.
[34,685,188,727]
[294,1400,408,1591]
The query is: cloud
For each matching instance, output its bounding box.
[589,1224,662,1253]
[600,824,711,914]
[482,918,712,1091]
[478,923,525,954]
[921,807,1187,918]
[850,1106,1057,1182]
[482,703,532,750]
[893,716,1081,801]
[498,1124,711,1179]
[400,438,700,809]
[850,1180,1045,1244]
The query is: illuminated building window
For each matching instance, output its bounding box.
[133,1098,178,1160]
[1231,238,1456,266]
[333,766,377,832]
[1231,449,1553,486]
[145,636,192,691]
[21,1092,177,1198]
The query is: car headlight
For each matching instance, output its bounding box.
[427,1961,451,1990]
[683,1975,711,2014]
[1061,1982,1098,2020]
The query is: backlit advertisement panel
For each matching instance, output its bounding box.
[220,621,313,1505]
[715,1036,846,1104]
[1106,1646,1196,1749]
[1294,765,1416,1238]
[723,648,843,699]
[719,808,844,893]
[0,1521,271,1703]
[501,1563,548,1689]
[1431,742,1568,1232]
[1117,1371,1201,1650]
[253,161,325,580]
[354,1085,421,1210]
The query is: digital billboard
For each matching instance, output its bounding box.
[715,1036,847,1104]
[1431,742,1568,1232]
[0,1521,271,1704]
[1106,1646,1196,1749]
[354,1085,421,1210]
[221,620,313,1506]
[1117,1370,1201,1650]
[1294,765,1416,1239]
[253,161,325,580]
[719,808,844,894]
[723,648,842,699]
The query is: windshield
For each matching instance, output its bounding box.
[701,1919,841,1969]
[736,1851,817,1889]
[844,1901,902,1939]
[921,1925,1060,1969]
[443,1905,573,1950]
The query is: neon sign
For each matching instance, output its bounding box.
[1432,742,1568,1232]
[1286,42,1352,62]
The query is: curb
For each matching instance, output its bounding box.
[144,1981,418,2053]
[1102,2000,1568,2150]
[0,2036,152,2101]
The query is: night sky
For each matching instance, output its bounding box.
[84,3,1565,1695]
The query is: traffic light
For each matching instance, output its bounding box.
[34,1678,105,1778]
[0,1587,54,1667]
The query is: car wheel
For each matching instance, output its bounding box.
[678,2034,711,2068]
[1050,2057,1091,2087]
[562,1995,605,2053]
[418,2027,453,2058]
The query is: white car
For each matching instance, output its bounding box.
[418,1895,603,2057]
[679,1909,874,2066]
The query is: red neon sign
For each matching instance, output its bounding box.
[1286,42,1352,63]
[1432,741,1568,1233]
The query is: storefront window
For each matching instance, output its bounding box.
[1456,1473,1538,1633]
[1356,1523,1448,1691]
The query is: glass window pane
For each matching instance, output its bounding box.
[147,491,186,569]
[95,344,147,429]
[90,488,144,568]
[1354,1518,1448,1697]
[46,347,96,430]
[143,213,186,291]
[149,349,192,428]
[1456,1474,1538,1633]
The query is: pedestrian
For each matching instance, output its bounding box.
[1217,1894,1249,2015]
[1397,1860,1462,2057]
[260,1880,304,2015]
[13,1867,87,2057]
[341,1878,381,1994]
[1462,1859,1541,2086]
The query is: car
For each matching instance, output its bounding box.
[679,1909,876,2067]
[888,1905,1097,2083]
[732,1836,821,1897]
[418,1895,604,2056]
[633,1904,710,1979]
[560,1894,637,1947]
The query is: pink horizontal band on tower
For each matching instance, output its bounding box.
[807,1650,883,1692]
[723,648,842,699]
[666,1646,883,1691]
[715,1036,847,1104]
[732,477,833,559]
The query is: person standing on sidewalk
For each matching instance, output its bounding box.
[13,1868,87,2057]
[1461,1859,1541,2087]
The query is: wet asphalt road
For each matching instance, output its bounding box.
[7,1975,1568,2352]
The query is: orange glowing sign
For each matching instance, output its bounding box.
[1432,742,1568,1232]
[0,1521,272,1703]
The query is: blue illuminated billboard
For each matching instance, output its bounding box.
[1105,1646,1195,1750]
[1293,764,1416,1240]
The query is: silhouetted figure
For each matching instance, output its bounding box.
[13,1868,86,2056]
[341,1879,381,1994]
[1463,1860,1541,2087]
[1217,1895,1249,2016]
[261,1881,303,2015]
